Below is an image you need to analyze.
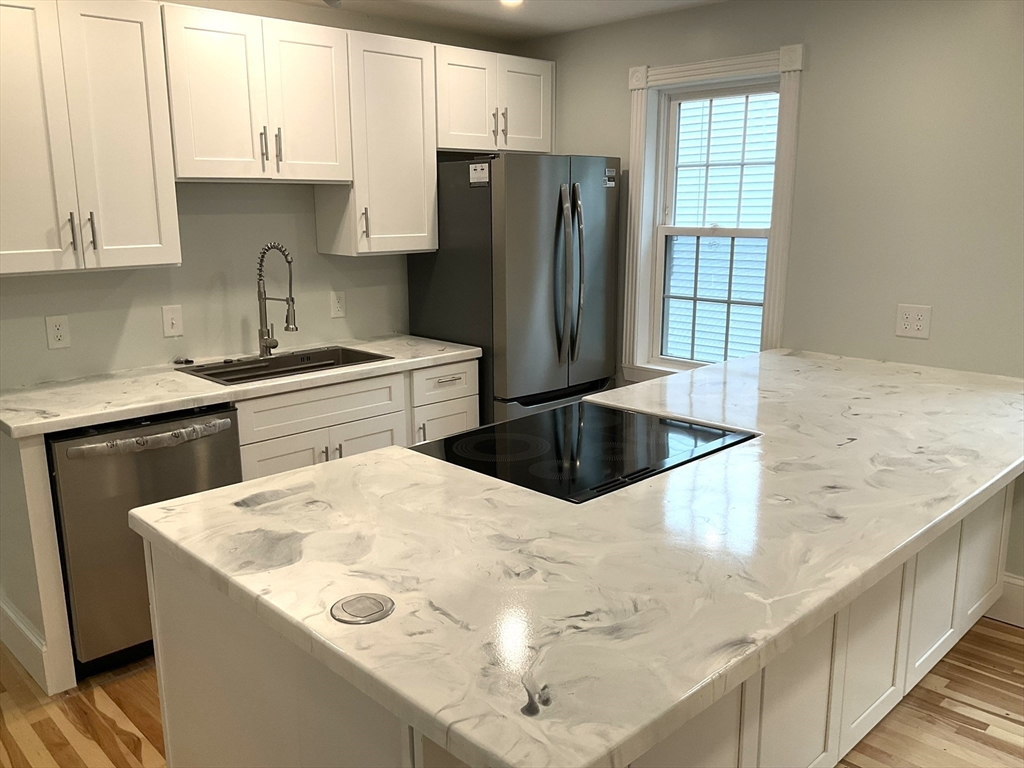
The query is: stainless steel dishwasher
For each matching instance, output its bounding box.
[49,406,242,665]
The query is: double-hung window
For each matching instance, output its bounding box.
[656,87,780,364]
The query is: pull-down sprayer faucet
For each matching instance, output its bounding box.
[257,242,298,358]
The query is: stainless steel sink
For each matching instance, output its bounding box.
[177,346,392,385]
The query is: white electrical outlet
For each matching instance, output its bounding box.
[45,315,71,349]
[162,305,184,337]
[330,290,346,319]
[896,304,931,339]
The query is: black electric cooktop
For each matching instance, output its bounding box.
[412,401,755,503]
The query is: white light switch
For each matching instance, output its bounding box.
[162,305,184,337]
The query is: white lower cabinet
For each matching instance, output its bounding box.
[631,687,743,768]
[413,396,479,443]
[955,490,1010,628]
[330,411,407,459]
[240,428,330,480]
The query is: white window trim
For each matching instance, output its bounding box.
[621,45,804,382]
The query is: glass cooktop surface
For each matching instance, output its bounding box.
[412,401,755,503]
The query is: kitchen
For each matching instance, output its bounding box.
[0,0,1022,766]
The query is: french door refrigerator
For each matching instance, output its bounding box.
[409,153,619,424]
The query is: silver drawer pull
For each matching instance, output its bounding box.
[66,419,232,459]
[435,375,462,384]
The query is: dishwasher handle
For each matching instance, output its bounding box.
[65,418,233,459]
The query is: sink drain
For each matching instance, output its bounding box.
[330,593,395,624]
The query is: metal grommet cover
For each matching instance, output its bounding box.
[330,593,395,624]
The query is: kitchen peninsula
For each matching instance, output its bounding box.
[129,350,1023,768]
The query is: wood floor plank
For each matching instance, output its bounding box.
[28,719,85,768]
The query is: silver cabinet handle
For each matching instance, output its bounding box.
[321,446,330,462]
[275,127,283,168]
[337,443,343,458]
[68,212,80,257]
[436,375,462,384]
[558,184,573,364]
[87,211,99,251]
[419,424,426,441]
[571,182,585,362]
[362,207,370,238]
[66,418,232,459]
[501,107,508,143]
[492,108,499,143]
[259,126,269,171]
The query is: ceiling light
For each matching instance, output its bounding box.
[500,0,524,7]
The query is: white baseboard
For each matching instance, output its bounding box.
[0,594,48,685]
[985,572,1024,627]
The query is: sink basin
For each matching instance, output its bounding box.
[177,346,392,385]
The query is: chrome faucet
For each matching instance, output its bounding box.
[257,242,298,358]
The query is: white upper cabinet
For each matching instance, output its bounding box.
[498,54,553,152]
[0,0,180,275]
[262,18,351,181]
[435,46,498,151]
[58,0,180,269]
[435,47,553,153]
[316,32,437,256]
[0,0,80,274]
[162,5,351,183]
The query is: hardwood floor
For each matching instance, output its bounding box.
[1,618,1021,768]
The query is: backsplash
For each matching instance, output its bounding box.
[0,183,409,390]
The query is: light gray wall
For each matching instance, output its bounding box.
[521,0,1024,575]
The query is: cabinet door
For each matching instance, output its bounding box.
[162,4,270,179]
[497,55,552,153]
[435,46,498,151]
[348,32,437,254]
[263,19,352,182]
[0,0,80,275]
[329,412,407,459]
[632,686,743,768]
[240,429,329,481]
[837,566,910,755]
[413,396,479,444]
[904,522,962,691]
[57,0,181,269]
[956,489,1010,629]
[757,617,840,768]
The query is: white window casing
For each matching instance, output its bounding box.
[621,45,804,382]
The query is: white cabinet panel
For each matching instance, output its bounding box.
[904,522,962,691]
[758,617,839,768]
[0,0,79,275]
[58,0,180,268]
[240,428,329,481]
[435,45,497,151]
[632,686,742,768]
[837,566,910,755]
[318,32,436,256]
[330,411,407,459]
[956,489,1010,628]
[414,396,479,444]
[163,4,269,179]
[497,54,552,153]
[263,19,351,182]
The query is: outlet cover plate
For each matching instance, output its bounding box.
[45,315,71,349]
[330,290,346,319]
[896,304,931,339]
[162,305,184,337]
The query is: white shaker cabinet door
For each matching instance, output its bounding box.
[163,4,270,179]
[0,0,80,275]
[347,32,437,254]
[413,396,479,444]
[497,54,552,153]
[58,0,181,268]
[955,488,1011,629]
[435,45,498,151]
[263,19,352,182]
[240,429,330,481]
[329,411,408,459]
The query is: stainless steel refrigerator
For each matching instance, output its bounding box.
[409,153,619,424]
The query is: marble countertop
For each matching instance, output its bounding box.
[128,350,1024,768]
[0,335,481,438]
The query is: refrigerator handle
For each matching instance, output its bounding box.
[571,182,585,362]
[559,184,573,365]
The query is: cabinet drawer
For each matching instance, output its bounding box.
[413,396,479,443]
[237,374,405,445]
[412,362,478,407]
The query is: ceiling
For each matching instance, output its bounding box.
[296,0,716,40]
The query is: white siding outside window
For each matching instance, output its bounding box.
[658,91,779,363]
